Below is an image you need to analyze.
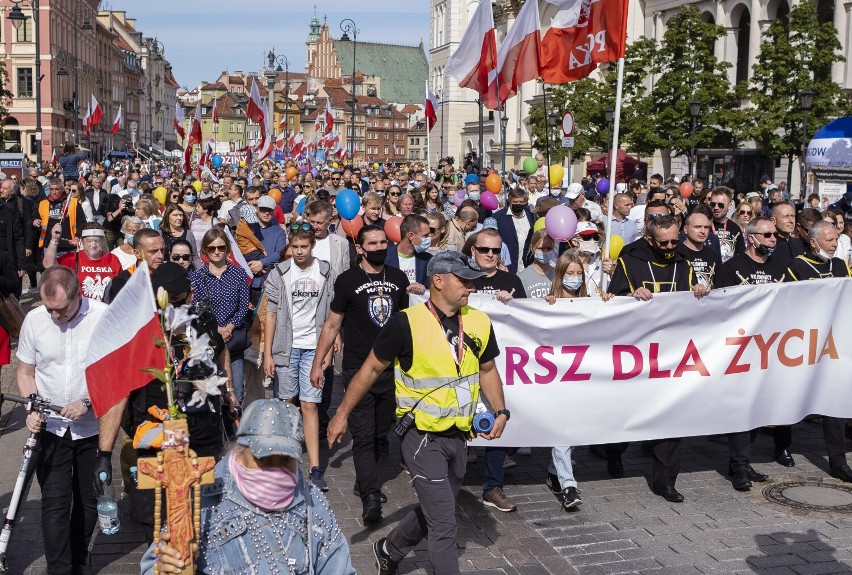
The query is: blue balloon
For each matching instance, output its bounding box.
[335,189,360,221]
[211,154,224,169]
[104,160,111,168]
[465,173,479,185]
[295,197,307,215]
[231,163,238,170]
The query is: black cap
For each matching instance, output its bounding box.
[151,262,190,295]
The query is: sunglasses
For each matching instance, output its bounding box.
[710,202,727,209]
[171,254,192,262]
[289,223,313,231]
[429,226,440,234]
[738,210,753,216]
[646,212,669,220]
[389,192,400,197]
[441,186,452,190]
[473,246,501,255]
[206,244,228,253]
[655,239,679,247]
[751,232,776,239]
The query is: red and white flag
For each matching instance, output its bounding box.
[290,132,304,157]
[187,102,202,147]
[174,102,186,140]
[488,0,541,109]
[424,82,439,131]
[445,0,498,109]
[314,104,324,135]
[51,148,57,163]
[182,145,192,174]
[279,115,288,131]
[90,94,104,127]
[83,103,92,137]
[212,97,219,124]
[323,99,334,135]
[84,263,167,417]
[540,0,629,83]
[254,133,273,160]
[247,78,266,142]
[111,105,122,136]
[275,131,287,149]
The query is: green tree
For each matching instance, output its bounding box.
[745,2,848,177]
[0,60,13,134]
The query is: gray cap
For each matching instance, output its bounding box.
[236,400,304,461]
[427,251,485,280]
[482,217,498,230]
[257,195,277,210]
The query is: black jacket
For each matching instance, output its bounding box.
[0,198,25,271]
[608,240,694,295]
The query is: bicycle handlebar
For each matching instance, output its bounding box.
[0,392,65,415]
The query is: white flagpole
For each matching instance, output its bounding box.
[427,120,431,174]
[601,57,625,291]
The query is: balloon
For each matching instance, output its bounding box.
[285,166,298,180]
[453,190,466,207]
[104,160,111,168]
[332,162,339,169]
[300,166,307,173]
[311,168,319,177]
[480,190,499,210]
[239,160,246,168]
[153,187,168,205]
[295,197,307,214]
[485,174,502,194]
[403,167,409,173]
[161,170,169,178]
[373,162,379,169]
[679,182,694,198]
[231,163,238,170]
[533,217,547,232]
[341,215,363,239]
[549,165,564,188]
[523,157,538,174]
[608,235,625,260]
[268,188,282,203]
[596,178,610,195]
[192,180,202,193]
[384,215,403,243]
[335,189,360,220]
[211,154,224,169]
[464,173,479,185]
[544,205,578,241]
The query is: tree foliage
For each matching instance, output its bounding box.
[0,60,13,131]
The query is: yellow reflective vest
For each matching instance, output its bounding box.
[394,303,492,433]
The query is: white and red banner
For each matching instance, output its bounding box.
[540,0,629,83]
[445,0,498,109]
[465,279,852,447]
[90,95,103,127]
[112,105,122,136]
[174,103,186,140]
[487,0,540,109]
[425,83,438,131]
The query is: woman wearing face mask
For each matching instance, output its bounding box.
[517,230,556,299]
[178,184,198,225]
[571,221,615,296]
[110,215,143,270]
[424,212,450,254]
[140,400,356,575]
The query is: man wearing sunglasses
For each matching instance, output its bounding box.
[709,187,745,263]
[607,214,709,503]
[322,171,346,196]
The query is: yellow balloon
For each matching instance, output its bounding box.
[373,162,379,169]
[332,162,339,169]
[404,167,410,173]
[192,180,202,193]
[239,160,246,168]
[549,165,564,188]
[608,235,625,260]
[533,217,546,232]
[153,186,168,205]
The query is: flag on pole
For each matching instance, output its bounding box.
[111,105,123,136]
[291,132,304,157]
[445,0,498,109]
[187,102,202,146]
[182,145,192,174]
[84,263,167,417]
[314,103,324,136]
[487,0,541,109]
[540,0,630,83]
[323,100,334,135]
[83,103,92,137]
[212,97,219,124]
[174,102,186,140]
[90,95,104,127]
[51,148,57,163]
[424,82,439,131]
[247,79,266,142]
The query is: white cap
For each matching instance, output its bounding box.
[615,183,627,193]
[565,182,584,200]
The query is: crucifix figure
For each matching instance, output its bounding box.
[138,420,215,575]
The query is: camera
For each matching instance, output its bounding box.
[121,197,134,215]
[473,411,494,434]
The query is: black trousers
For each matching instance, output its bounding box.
[772,419,847,465]
[343,367,395,500]
[728,429,761,472]
[319,364,335,426]
[606,439,681,491]
[36,430,98,575]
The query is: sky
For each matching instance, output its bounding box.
[101,1,431,90]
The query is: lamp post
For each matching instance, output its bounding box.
[500,113,509,176]
[340,19,359,161]
[265,49,290,147]
[145,38,165,151]
[547,110,559,178]
[689,100,701,180]
[386,103,396,165]
[603,108,614,171]
[799,89,815,199]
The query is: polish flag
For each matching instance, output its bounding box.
[445,0,498,109]
[279,115,288,131]
[287,131,296,151]
[187,102,202,147]
[212,97,219,124]
[424,82,439,131]
[254,133,273,160]
[223,227,253,282]
[246,79,266,141]
[314,104,323,136]
[83,103,92,137]
[290,133,304,157]
[275,131,287,149]
[182,145,192,174]
[174,102,186,140]
[111,105,122,136]
[540,0,629,83]
[84,263,167,417]
[487,0,541,109]
[323,99,334,135]
[51,148,57,163]
[90,95,104,127]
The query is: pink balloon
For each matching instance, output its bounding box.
[480,190,499,210]
[453,190,466,207]
[545,205,578,241]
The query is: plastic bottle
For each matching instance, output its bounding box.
[96,471,120,535]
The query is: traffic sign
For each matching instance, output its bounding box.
[561,136,574,148]
[561,111,574,137]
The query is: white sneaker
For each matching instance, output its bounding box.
[503,456,517,469]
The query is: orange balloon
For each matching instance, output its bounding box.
[341,214,364,239]
[268,188,282,203]
[679,182,694,198]
[485,173,502,194]
[285,166,298,180]
[384,215,403,243]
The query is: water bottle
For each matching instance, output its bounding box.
[96,471,120,535]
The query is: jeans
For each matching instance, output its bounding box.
[549,446,577,488]
[482,447,505,496]
[36,430,98,574]
[278,348,320,403]
[230,350,244,404]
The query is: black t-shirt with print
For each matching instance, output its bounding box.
[472,269,528,298]
[330,264,410,369]
[715,253,787,288]
[676,243,721,288]
[712,218,746,262]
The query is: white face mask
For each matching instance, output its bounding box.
[550,189,561,197]
[534,250,556,266]
[815,247,833,262]
[577,240,600,255]
[562,275,583,291]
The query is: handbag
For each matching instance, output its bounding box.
[226,324,250,353]
[0,294,25,338]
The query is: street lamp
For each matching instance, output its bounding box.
[603,108,614,169]
[266,49,290,148]
[500,113,509,176]
[546,110,559,176]
[799,89,815,198]
[8,0,48,166]
[386,103,396,165]
[689,100,701,180]
[340,19,358,162]
[145,38,165,150]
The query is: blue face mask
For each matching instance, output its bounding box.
[185,194,196,203]
[414,236,432,253]
[469,192,481,202]
[124,233,134,246]
[562,275,583,292]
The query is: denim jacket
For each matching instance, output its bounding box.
[140,459,355,575]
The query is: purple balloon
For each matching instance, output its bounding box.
[596,178,610,194]
[545,205,578,241]
[311,168,319,177]
[300,166,308,172]
[161,170,169,178]
[480,190,499,210]
[453,189,466,207]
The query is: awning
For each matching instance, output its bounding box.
[806,116,852,167]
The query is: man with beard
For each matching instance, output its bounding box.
[42,222,122,302]
[708,186,745,263]
[607,214,709,502]
[677,212,721,288]
[35,178,85,256]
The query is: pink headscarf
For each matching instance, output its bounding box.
[228,451,297,511]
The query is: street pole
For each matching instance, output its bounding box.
[340,19,358,162]
[478,99,483,166]
[799,89,815,199]
[33,0,41,167]
[543,89,551,173]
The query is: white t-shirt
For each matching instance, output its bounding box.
[111,246,138,270]
[397,252,417,284]
[290,260,323,348]
[313,235,331,265]
[218,199,236,221]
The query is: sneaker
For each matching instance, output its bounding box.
[503,455,517,469]
[561,486,582,510]
[483,487,517,512]
[545,471,561,494]
[516,446,532,456]
[309,466,329,492]
[373,537,399,575]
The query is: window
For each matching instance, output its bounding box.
[17,68,32,98]
[289,116,294,125]
[384,146,389,155]
[213,123,219,133]
[237,124,243,133]
[384,121,389,128]
[398,147,405,155]
[202,107,207,115]
[15,19,32,43]
[29,134,38,155]
[229,122,235,133]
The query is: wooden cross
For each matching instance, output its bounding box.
[137,419,215,575]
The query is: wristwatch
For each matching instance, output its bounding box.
[494,409,510,420]
[81,399,92,409]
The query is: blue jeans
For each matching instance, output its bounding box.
[276,349,320,403]
[482,447,505,496]
[549,446,577,488]
[230,350,245,405]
